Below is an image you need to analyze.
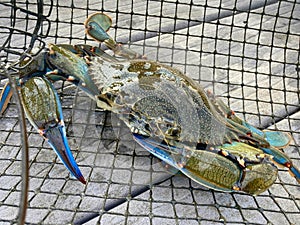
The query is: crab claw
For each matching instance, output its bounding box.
[43,120,86,184]
[20,76,86,184]
[133,134,279,195]
[0,82,13,114]
[132,134,241,193]
[132,134,241,192]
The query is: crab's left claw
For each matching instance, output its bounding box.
[0,82,13,114]
[20,77,86,184]
[44,120,86,184]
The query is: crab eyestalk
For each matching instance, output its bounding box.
[20,77,86,184]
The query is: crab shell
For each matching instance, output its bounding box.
[88,58,294,195]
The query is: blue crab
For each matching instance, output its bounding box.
[0,12,299,195]
[84,12,300,195]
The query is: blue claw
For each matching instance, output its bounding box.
[45,121,86,184]
[0,82,13,114]
[20,77,86,184]
[132,134,246,193]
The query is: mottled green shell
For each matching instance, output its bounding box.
[90,59,228,145]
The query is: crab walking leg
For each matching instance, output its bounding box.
[0,82,13,114]
[261,146,300,183]
[54,44,120,64]
[20,77,86,184]
[205,93,300,182]
[208,92,292,148]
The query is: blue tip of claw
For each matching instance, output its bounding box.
[0,82,13,114]
[46,124,86,184]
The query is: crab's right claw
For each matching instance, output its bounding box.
[20,77,86,184]
[133,134,279,195]
[0,82,13,114]
[132,134,242,192]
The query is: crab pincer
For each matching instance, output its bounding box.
[133,134,278,195]
[20,77,86,184]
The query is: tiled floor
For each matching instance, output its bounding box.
[0,1,299,224]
